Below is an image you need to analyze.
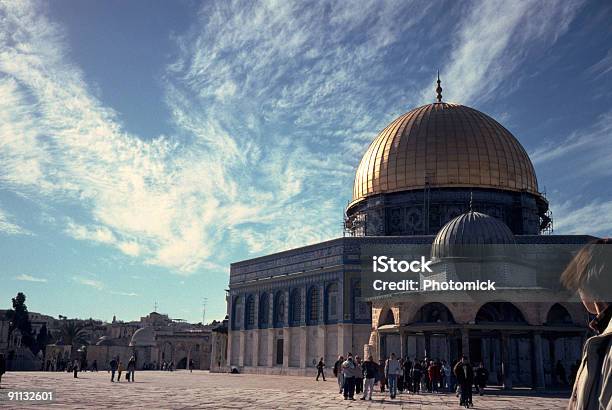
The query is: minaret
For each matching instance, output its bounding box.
[436,70,443,103]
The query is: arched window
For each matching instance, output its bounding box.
[307,286,320,325]
[353,281,371,321]
[232,295,243,330]
[475,302,526,324]
[273,291,286,328]
[289,288,302,326]
[259,293,269,328]
[413,302,456,324]
[245,295,255,329]
[325,282,339,323]
[546,303,573,325]
[379,308,395,326]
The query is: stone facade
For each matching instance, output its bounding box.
[227,234,595,388]
[227,238,372,375]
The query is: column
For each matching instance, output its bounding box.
[283,327,291,368]
[425,331,432,359]
[532,332,545,390]
[318,325,326,364]
[549,336,557,387]
[299,326,307,369]
[400,331,405,359]
[338,323,353,357]
[227,331,233,367]
[461,328,470,359]
[252,329,260,367]
[501,333,512,389]
[238,330,246,367]
[253,293,259,367]
[267,328,274,367]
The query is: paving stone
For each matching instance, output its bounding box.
[0,371,568,409]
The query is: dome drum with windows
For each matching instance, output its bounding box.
[345,78,550,237]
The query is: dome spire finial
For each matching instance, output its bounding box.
[436,70,443,103]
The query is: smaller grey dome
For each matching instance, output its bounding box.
[432,211,515,259]
[129,327,156,347]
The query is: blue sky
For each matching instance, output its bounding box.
[0,0,611,323]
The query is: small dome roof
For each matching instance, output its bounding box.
[432,211,515,258]
[129,327,156,347]
[95,336,116,346]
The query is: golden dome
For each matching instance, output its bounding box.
[351,103,539,205]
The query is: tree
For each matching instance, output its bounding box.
[59,321,89,347]
[5,292,33,349]
[34,324,50,356]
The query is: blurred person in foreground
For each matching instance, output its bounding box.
[0,353,5,388]
[562,238,612,409]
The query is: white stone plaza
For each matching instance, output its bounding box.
[1,371,569,409]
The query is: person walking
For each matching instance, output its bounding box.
[127,356,136,382]
[316,357,326,381]
[385,353,401,399]
[117,361,124,382]
[377,359,387,392]
[403,358,412,393]
[72,359,79,378]
[92,359,98,372]
[0,353,6,388]
[109,357,118,382]
[474,363,489,395]
[561,238,612,409]
[361,355,377,401]
[411,361,422,393]
[569,359,580,386]
[441,360,451,391]
[333,355,344,394]
[555,360,568,387]
[354,356,363,396]
[454,356,474,408]
[431,360,442,393]
[341,354,356,400]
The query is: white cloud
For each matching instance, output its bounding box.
[72,276,104,290]
[5,0,586,278]
[530,110,612,177]
[587,48,612,78]
[65,222,115,244]
[427,0,584,105]
[118,241,141,257]
[15,274,47,282]
[0,207,31,235]
[0,1,436,275]
[110,290,139,297]
[553,200,612,237]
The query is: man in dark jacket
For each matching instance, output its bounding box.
[403,358,412,393]
[454,356,474,407]
[0,353,6,388]
[316,357,326,381]
[474,363,489,395]
[361,355,377,400]
[127,356,136,382]
[109,357,118,382]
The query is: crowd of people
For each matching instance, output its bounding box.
[322,352,490,407]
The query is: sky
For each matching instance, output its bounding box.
[0,0,611,324]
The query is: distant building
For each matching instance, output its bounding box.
[65,311,213,371]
